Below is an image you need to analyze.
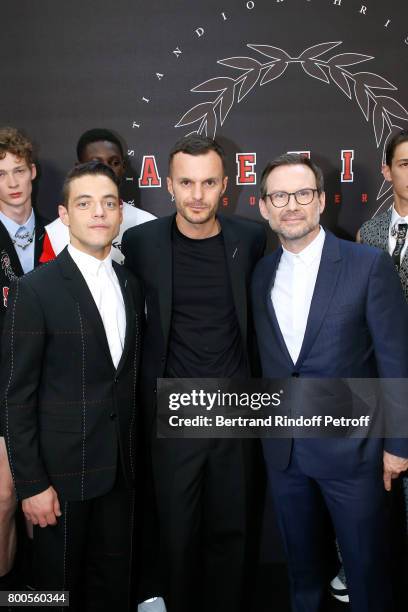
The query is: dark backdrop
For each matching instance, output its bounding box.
[2,0,408,238]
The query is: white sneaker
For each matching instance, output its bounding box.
[138,597,167,612]
[330,574,349,603]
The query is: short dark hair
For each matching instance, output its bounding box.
[62,161,120,206]
[0,127,34,166]
[385,130,408,167]
[76,128,124,162]
[168,134,226,175]
[260,153,324,199]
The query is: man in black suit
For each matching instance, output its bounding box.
[0,126,47,587]
[1,161,143,610]
[122,135,266,612]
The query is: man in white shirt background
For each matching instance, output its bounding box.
[40,128,155,264]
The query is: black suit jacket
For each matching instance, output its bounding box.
[0,209,47,334]
[122,213,266,427]
[1,248,143,502]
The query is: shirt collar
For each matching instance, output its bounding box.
[390,204,408,230]
[0,208,35,237]
[282,226,325,267]
[68,243,113,277]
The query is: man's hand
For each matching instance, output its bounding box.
[22,486,62,527]
[383,450,408,491]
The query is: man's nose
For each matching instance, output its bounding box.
[6,171,18,188]
[287,193,299,210]
[93,201,106,216]
[192,183,203,200]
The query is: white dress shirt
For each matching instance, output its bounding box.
[0,208,35,274]
[388,205,408,261]
[272,228,325,364]
[68,244,126,368]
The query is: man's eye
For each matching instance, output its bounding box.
[274,192,286,199]
[181,180,190,186]
[77,201,89,209]
[105,201,117,209]
[205,179,216,186]
[16,168,25,174]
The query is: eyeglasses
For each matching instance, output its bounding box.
[265,188,319,208]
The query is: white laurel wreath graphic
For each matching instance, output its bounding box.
[175,41,408,210]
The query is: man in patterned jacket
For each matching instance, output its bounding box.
[346,129,408,606]
[359,129,408,299]
[0,127,47,588]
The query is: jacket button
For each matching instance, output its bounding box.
[292,372,299,378]
[110,412,117,420]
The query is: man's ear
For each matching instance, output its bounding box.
[259,198,269,221]
[318,191,326,215]
[166,176,174,199]
[382,164,392,182]
[30,164,37,181]
[58,204,70,227]
[221,175,228,196]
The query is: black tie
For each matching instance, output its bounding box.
[392,223,408,271]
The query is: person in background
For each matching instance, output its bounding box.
[40,128,155,264]
[0,126,48,589]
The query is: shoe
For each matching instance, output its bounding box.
[138,596,167,612]
[330,572,349,604]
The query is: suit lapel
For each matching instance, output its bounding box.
[57,248,115,370]
[33,210,46,266]
[155,216,173,346]
[264,248,295,367]
[218,216,247,348]
[295,231,342,367]
[379,208,392,251]
[0,220,24,277]
[114,263,136,375]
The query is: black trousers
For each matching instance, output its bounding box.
[150,437,263,612]
[32,471,134,612]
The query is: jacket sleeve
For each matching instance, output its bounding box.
[1,278,50,499]
[366,250,408,458]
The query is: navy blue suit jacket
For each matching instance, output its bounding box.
[251,230,408,477]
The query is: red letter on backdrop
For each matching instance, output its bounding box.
[236,153,257,185]
[341,150,354,182]
[138,155,162,187]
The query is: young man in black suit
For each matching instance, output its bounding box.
[1,161,143,610]
[0,126,47,587]
[122,135,266,612]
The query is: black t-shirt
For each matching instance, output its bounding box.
[165,222,246,378]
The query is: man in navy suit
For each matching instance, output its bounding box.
[251,153,408,612]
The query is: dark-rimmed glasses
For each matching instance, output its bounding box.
[265,188,319,208]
